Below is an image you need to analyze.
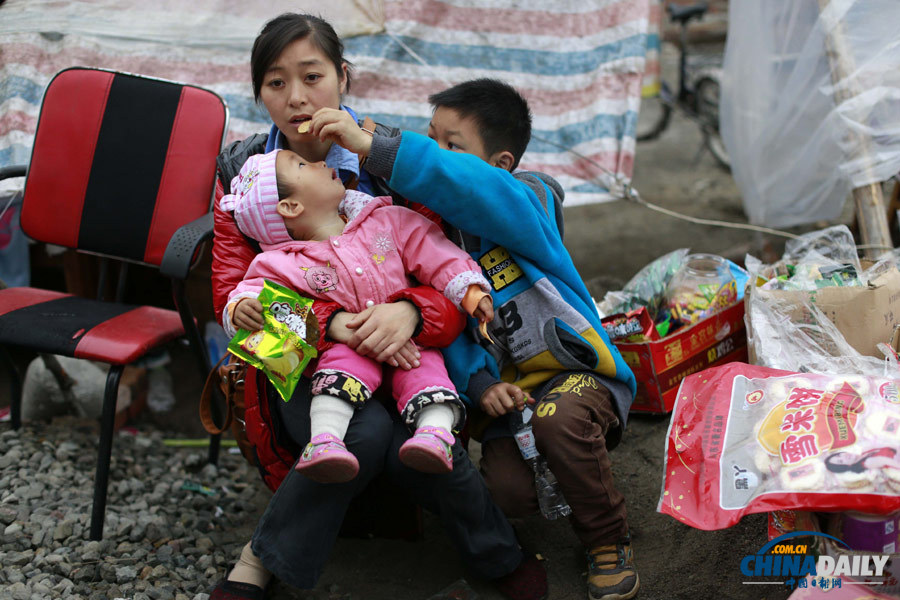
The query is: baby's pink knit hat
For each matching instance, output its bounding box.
[219,149,293,246]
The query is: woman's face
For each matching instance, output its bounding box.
[259,36,347,157]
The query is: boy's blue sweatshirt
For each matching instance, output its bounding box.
[367,131,636,427]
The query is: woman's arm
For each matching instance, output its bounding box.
[211,178,259,324]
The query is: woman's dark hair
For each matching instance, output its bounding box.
[250,13,352,101]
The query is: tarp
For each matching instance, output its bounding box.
[0,0,650,206]
[720,0,900,228]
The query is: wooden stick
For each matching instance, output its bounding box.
[816,0,892,258]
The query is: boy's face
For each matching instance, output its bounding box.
[427,107,492,163]
[276,150,345,210]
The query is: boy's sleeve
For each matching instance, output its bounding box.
[368,132,568,270]
[442,332,501,406]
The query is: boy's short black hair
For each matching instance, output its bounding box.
[428,79,532,170]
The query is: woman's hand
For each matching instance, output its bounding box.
[385,340,422,370]
[345,301,421,363]
[479,382,534,418]
[233,298,264,331]
[326,305,422,368]
[310,108,373,157]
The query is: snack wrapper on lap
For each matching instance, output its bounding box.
[228,280,319,401]
[659,362,900,530]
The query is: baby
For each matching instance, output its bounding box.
[221,149,492,483]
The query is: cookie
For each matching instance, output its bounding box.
[779,461,825,490]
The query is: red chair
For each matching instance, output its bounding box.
[0,67,228,540]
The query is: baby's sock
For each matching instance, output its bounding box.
[310,394,354,441]
[415,402,455,432]
[228,541,271,589]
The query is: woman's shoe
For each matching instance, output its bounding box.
[398,426,454,473]
[209,580,266,600]
[294,433,359,483]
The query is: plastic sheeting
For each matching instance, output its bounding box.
[0,0,385,46]
[0,0,651,207]
[720,0,900,228]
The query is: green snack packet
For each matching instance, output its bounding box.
[228,279,319,401]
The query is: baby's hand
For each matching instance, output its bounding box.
[479,382,534,417]
[310,108,373,157]
[233,297,264,331]
[472,295,494,324]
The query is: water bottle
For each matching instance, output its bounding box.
[513,407,572,520]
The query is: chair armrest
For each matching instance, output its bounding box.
[0,165,27,181]
[160,212,214,280]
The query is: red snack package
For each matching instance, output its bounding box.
[659,362,900,530]
[601,306,657,342]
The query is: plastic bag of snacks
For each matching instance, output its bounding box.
[229,279,318,401]
[659,362,900,530]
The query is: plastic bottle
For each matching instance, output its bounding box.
[513,407,572,520]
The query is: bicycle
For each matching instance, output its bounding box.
[637,1,730,170]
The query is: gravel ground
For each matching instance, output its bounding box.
[0,416,259,600]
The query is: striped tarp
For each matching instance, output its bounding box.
[0,0,649,206]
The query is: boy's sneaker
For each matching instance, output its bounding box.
[294,433,359,483]
[492,554,548,600]
[587,535,639,600]
[397,426,454,473]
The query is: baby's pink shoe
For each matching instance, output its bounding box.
[398,426,454,474]
[294,433,359,483]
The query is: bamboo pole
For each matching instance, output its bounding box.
[816,0,892,258]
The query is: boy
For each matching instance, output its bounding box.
[311,78,639,600]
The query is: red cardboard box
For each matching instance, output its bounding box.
[614,300,748,413]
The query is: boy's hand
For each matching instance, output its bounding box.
[472,296,494,324]
[480,382,534,417]
[233,298,264,331]
[310,108,373,157]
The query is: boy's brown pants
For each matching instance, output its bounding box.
[479,373,628,548]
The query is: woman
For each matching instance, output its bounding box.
[209,13,545,600]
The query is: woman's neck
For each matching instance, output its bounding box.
[286,136,331,164]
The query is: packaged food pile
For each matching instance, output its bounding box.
[744,225,900,377]
[659,362,900,531]
[598,249,748,343]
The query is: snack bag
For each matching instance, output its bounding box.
[659,362,900,530]
[229,280,319,401]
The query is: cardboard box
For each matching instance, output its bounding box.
[746,266,900,364]
[614,300,748,413]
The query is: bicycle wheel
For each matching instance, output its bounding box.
[636,83,673,142]
[695,76,731,170]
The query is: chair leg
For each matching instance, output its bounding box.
[0,347,22,429]
[90,364,123,541]
[171,279,222,466]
